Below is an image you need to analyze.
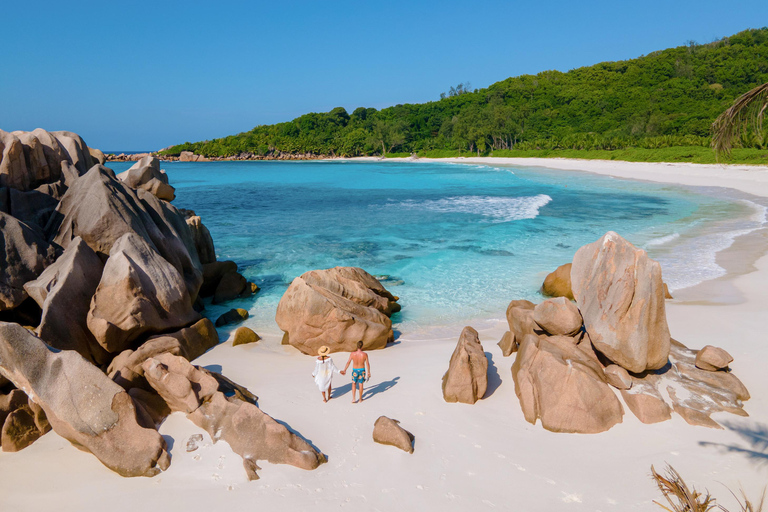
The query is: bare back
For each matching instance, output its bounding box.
[350,349,367,369]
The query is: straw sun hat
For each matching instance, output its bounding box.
[318,346,330,356]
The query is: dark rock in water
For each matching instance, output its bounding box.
[442,326,487,404]
[276,266,400,354]
[0,212,58,311]
[216,308,249,327]
[201,261,238,297]
[142,353,325,479]
[372,416,414,453]
[0,322,170,477]
[24,237,109,365]
[87,232,200,354]
[213,271,247,304]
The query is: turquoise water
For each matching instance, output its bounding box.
[110,160,766,337]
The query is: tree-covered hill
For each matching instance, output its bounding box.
[163,28,768,158]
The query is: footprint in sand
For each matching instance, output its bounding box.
[482,500,496,508]
[513,464,526,472]
[212,473,221,481]
[495,453,506,459]
[217,455,226,470]
[226,485,236,491]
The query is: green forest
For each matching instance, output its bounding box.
[162,28,768,160]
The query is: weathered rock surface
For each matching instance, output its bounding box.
[108,318,219,390]
[541,263,573,300]
[0,322,169,476]
[87,232,200,354]
[47,165,202,299]
[442,326,488,404]
[604,364,632,390]
[501,299,537,355]
[372,416,414,453]
[213,271,247,304]
[6,186,62,233]
[142,353,325,479]
[180,209,216,265]
[0,212,57,310]
[276,267,400,354]
[1,404,45,452]
[498,331,515,357]
[571,231,670,373]
[533,297,582,336]
[233,327,260,346]
[216,308,249,327]
[620,340,748,428]
[512,333,624,433]
[49,131,95,176]
[24,237,108,364]
[0,130,30,190]
[695,345,733,371]
[200,261,238,297]
[116,156,175,201]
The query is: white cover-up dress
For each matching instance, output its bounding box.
[312,357,341,391]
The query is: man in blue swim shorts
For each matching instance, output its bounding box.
[341,340,371,403]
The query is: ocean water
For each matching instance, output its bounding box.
[109,160,767,338]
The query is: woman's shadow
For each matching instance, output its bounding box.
[332,376,400,401]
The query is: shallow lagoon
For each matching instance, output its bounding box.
[110,160,766,337]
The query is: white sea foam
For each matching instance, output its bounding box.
[643,232,680,248]
[395,194,552,223]
[652,199,768,291]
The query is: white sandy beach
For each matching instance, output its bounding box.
[1,158,767,512]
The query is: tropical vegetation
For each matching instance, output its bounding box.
[162,28,768,161]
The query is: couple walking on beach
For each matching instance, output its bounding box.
[311,341,370,403]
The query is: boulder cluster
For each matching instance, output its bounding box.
[501,231,749,433]
[276,266,400,354]
[0,130,321,478]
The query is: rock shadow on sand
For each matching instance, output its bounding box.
[484,352,502,398]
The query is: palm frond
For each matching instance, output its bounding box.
[711,82,768,159]
[651,464,718,512]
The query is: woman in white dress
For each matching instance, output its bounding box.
[312,346,341,402]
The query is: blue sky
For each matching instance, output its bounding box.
[3,1,767,150]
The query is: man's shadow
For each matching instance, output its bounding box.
[332,377,400,401]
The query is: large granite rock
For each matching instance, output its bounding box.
[372,416,414,453]
[142,353,325,479]
[200,261,238,297]
[12,129,66,188]
[213,271,247,304]
[571,231,670,373]
[107,318,219,391]
[0,212,57,310]
[541,263,573,300]
[276,267,400,354]
[0,322,169,476]
[23,237,108,364]
[47,165,201,299]
[7,185,63,234]
[116,156,175,202]
[49,131,95,176]
[442,326,488,404]
[87,232,200,354]
[232,327,260,346]
[533,297,582,336]
[512,333,624,433]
